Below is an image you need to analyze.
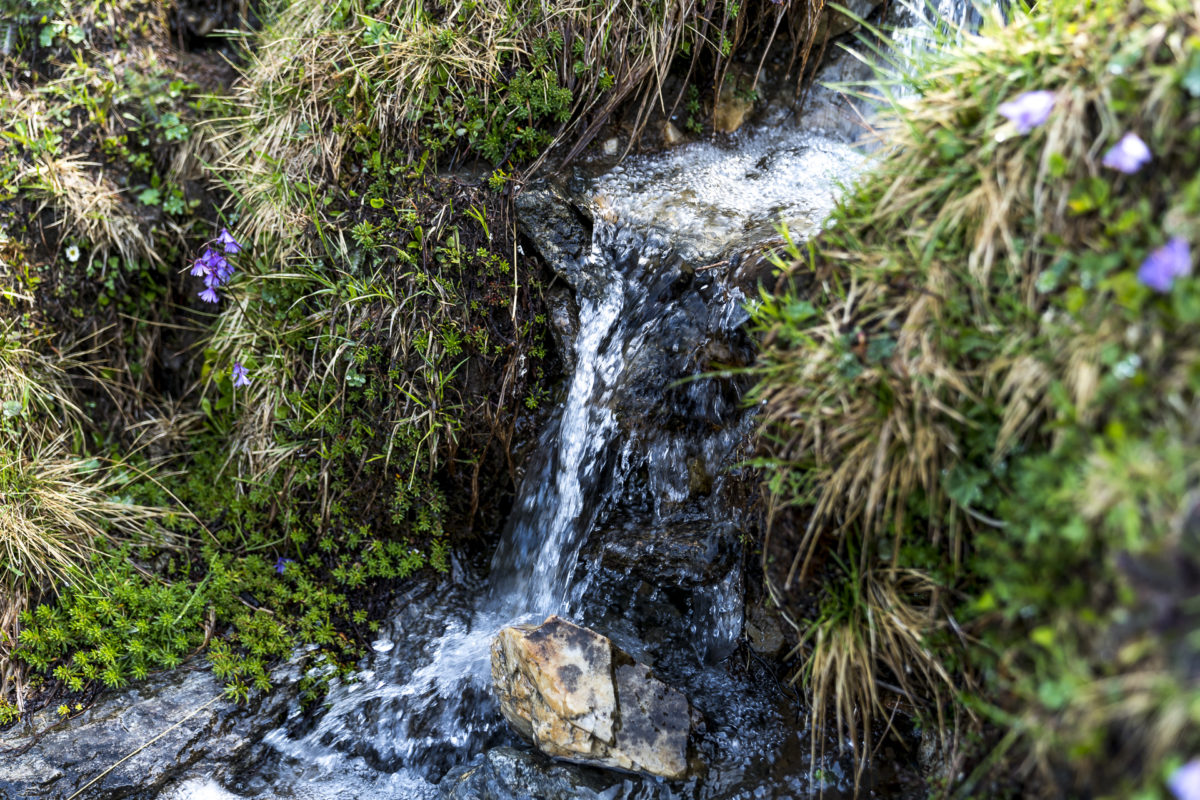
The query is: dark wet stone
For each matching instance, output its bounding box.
[0,664,293,800]
[544,285,580,372]
[440,746,614,800]
[745,604,787,658]
[594,516,739,591]
[514,183,602,298]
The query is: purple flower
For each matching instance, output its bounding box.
[1169,760,1200,800]
[188,237,240,301]
[274,557,294,575]
[232,362,250,387]
[1102,132,1151,174]
[217,228,242,255]
[997,90,1055,134]
[1138,237,1192,293]
[214,260,234,284]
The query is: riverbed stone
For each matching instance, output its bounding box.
[714,91,755,133]
[441,746,614,800]
[490,615,693,780]
[0,663,293,800]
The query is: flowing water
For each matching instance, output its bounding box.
[159,124,864,800]
[157,4,994,798]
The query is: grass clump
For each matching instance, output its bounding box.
[208,0,830,243]
[751,0,1200,794]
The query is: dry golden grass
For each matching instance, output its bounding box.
[1,57,171,268]
[22,152,158,266]
[199,0,828,248]
[753,0,1200,792]
[0,431,167,713]
[781,563,960,785]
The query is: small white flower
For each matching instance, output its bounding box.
[65,245,80,263]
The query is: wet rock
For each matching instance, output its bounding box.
[440,746,615,800]
[491,615,693,780]
[544,286,580,372]
[662,121,684,146]
[514,183,602,298]
[745,604,787,658]
[815,0,881,41]
[0,664,292,800]
[713,91,755,133]
[595,516,739,591]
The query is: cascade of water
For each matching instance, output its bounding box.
[484,229,627,616]
[166,119,865,800]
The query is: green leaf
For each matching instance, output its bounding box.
[1031,626,1056,649]
[1067,176,1110,215]
[1048,152,1068,178]
[946,463,988,510]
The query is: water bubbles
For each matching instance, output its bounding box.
[589,128,863,263]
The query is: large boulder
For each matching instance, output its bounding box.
[490,616,695,780]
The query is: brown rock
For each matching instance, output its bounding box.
[491,615,693,780]
[662,121,684,146]
[745,604,786,658]
[713,91,754,133]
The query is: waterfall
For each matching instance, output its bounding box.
[158,6,999,798]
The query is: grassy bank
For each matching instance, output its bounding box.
[751,0,1200,795]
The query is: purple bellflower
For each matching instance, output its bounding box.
[1102,132,1151,174]
[1138,237,1192,293]
[997,90,1055,134]
[274,557,295,575]
[190,231,243,304]
[1169,760,1200,800]
[232,362,250,387]
[216,228,242,255]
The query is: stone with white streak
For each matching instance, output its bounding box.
[490,615,694,780]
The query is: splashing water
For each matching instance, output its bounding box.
[163,126,852,800]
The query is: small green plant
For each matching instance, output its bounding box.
[684,85,703,135]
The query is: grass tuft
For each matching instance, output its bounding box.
[751,0,1200,793]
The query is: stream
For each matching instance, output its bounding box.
[159,122,867,800]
